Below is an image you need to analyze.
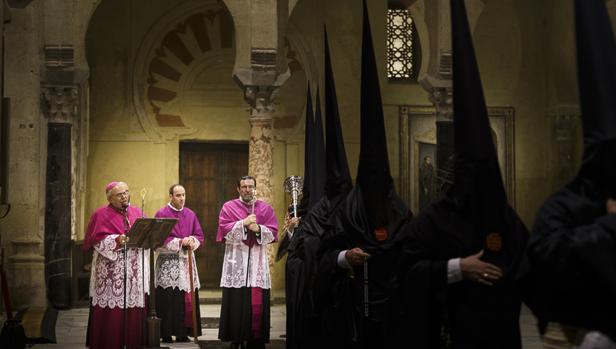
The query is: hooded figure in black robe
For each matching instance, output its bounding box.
[313,3,413,348]
[276,85,325,263]
[284,28,355,349]
[523,0,616,342]
[398,1,528,348]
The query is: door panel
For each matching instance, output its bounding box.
[180,142,248,289]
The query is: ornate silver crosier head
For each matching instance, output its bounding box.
[283,176,303,218]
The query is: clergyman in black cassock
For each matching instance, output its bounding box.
[398,1,528,348]
[314,2,413,348]
[523,0,616,345]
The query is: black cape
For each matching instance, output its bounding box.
[399,191,528,349]
[523,143,616,340]
[314,186,412,349]
[285,193,347,349]
[522,0,616,340]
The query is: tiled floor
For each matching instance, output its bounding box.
[24,296,542,348]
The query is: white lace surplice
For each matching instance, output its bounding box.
[154,237,201,292]
[220,221,275,289]
[89,235,150,309]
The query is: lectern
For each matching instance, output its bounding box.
[125,218,177,348]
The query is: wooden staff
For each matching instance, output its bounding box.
[187,246,198,344]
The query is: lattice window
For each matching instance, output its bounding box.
[387,8,415,79]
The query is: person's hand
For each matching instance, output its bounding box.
[115,235,129,247]
[182,237,196,250]
[345,247,371,267]
[460,250,503,286]
[607,198,616,214]
[243,214,257,227]
[287,217,300,230]
[248,223,260,233]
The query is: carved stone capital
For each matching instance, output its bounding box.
[419,75,452,120]
[243,85,281,117]
[41,85,79,123]
[428,87,453,120]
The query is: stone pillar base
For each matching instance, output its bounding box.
[9,238,45,307]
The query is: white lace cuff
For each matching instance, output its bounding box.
[94,235,120,261]
[257,225,275,245]
[165,237,182,252]
[224,221,247,242]
[189,236,201,249]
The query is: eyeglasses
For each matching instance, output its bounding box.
[115,191,130,198]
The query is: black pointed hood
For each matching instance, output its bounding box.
[451,0,507,219]
[324,27,352,201]
[300,86,326,212]
[300,86,314,210]
[356,0,395,229]
[311,89,327,207]
[575,0,616,199]
[448,0,527,276]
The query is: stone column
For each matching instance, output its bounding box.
[243,85,279,278]
[41,85,80,309]
[245,86,278,205]
[249,117,274,205]
[225,0,292,292]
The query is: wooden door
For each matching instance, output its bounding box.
[180,142,248,289]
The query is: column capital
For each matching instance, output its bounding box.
[420,79,453,121]
[243,84,280,113]
[41,85,79,123]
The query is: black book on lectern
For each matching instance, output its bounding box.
[125,218,177,250]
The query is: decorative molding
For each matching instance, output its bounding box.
[9,238,44,263]
[9,237,45,307]
[132,0,229,140]
[438,49,452,78]
[6,0,34,8]
[41,86,79,123]
[44,45,74,69]
[251,48,277,71]
[548,105,581,186]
